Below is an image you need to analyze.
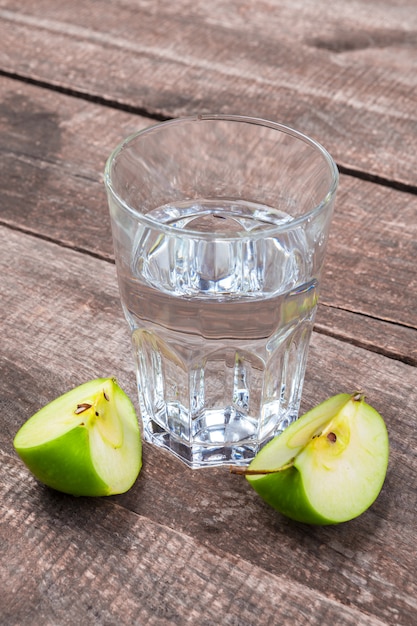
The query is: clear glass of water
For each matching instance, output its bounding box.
[104,115,338,468]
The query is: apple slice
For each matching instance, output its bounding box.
[241,393,389,525]
[14,378,142,496]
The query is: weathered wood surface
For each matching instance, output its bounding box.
[1,226,416,625]
[314,306,417,367]
[0,0,416,187]
[0,454,387,626]
[1,76,416,364]
[0,0,416,623]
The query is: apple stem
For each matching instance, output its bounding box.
[230,460,295,476]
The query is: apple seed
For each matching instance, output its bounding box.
[74,403,92,414]
[13,377,142,496]
[240,392,389,524]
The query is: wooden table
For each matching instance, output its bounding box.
[1,1,416,624]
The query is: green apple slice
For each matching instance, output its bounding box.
[243,393,389,525]
[14,378,142,496]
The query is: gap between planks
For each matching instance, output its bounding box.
[1,221,414,368]
[1,68,416,197]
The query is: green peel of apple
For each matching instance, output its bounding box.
[13,378,142,496]
[237,393,389,525]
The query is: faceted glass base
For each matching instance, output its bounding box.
[142,419,269,468]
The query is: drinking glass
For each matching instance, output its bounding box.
[104,115,338,468]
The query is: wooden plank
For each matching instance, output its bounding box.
[315,305,417,366]
[1,226,416,624]
[0,1,416,186]
[0,77,416,362]
[0,453,386,626]
[321,173,417,331]
[0,76,146,260]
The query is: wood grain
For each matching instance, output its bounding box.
[0,76,416,364]
[1,2,416,623]
[1,225,416,624]
[0,453,387,626]
[0,1,416,186]
[315,305,417,366]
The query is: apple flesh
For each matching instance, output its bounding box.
[14,378,142,496]
[243,393,389,525]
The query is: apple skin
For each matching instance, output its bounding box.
[15,424,109,497]
[13,378,142,497]
[245,393,389,525]
[246,461,333,525]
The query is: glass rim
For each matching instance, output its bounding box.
[104,114,339,239]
